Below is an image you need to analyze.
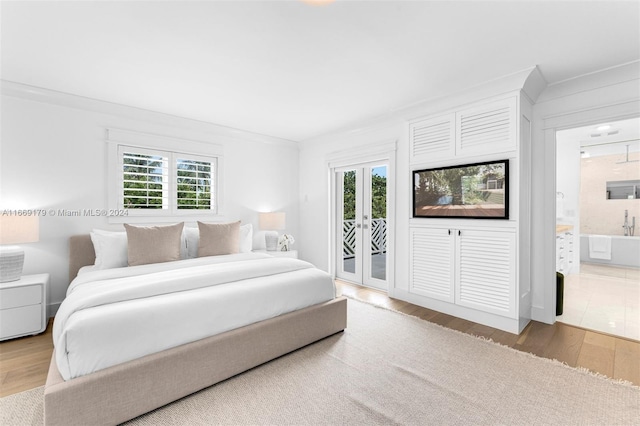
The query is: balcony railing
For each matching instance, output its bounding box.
[343,218,387,259]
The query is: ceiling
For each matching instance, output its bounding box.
[2,1,639,142]
[557,117,640,158]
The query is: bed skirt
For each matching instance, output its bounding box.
[44,296,347,426]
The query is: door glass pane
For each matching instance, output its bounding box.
[370,166,387,280]
[342,170,356,274]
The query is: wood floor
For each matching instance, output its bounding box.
[0,319,54,397]
[1,281,638,398]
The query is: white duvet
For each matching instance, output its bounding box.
[53,253,335,380]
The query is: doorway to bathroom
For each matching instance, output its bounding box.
[555,117,640,340]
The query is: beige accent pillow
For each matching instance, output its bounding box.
[197,221,241,257]
[124,223,184,266]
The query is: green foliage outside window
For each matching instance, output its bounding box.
[122,153,213,210]
[342,170,387,220]
[123,153,165,209]
[177,159,212,209]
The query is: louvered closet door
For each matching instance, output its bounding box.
[455,229,516,318]
[410,228,454,302]
[456,97,517,157]
[409,114,455,163]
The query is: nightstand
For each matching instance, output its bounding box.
[0,273,49,341]
[255,249,298,259]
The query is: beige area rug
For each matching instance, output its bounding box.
[2,299,639,425]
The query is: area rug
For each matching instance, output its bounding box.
[1,299,638,425]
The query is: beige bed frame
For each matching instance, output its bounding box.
[44,235,347,426]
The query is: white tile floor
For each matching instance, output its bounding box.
[557,263,640,341]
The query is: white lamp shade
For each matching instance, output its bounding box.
[259,212,285,231]
[0,215,40,245]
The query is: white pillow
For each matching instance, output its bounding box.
[90,229,128,269]
[240,223,253,253]
[184,227,199,259]
[179,228,188,259]
[184,223,253,258]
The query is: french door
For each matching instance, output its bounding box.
[336,162,388,291]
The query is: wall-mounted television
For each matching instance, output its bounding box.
[413,159,509,219]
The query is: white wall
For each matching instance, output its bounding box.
[299,120,408,293]
[0,84,300,316]
[530,61,640,323]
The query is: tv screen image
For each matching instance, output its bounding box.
[413,160,509,219]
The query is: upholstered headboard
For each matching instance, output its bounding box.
[69,235,96,282]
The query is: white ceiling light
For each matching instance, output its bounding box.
[596,125,612,131]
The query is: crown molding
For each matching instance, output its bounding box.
[536,61,640,105]
[1,80,299,149]
[302,66,545,145]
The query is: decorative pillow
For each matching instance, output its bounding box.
[90,229,128,269]
[197,221,241,257]
[184,223,252,258]
[124,223,184,266]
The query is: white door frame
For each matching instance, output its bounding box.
[541,104,639,324]
[334,162,389,290]
[335,166,364,285]
[327,141,396,293]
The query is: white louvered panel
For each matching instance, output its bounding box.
[456,97,517,156]
[410,228,454,302]
[455,230,516,318]
[409,114,455,163]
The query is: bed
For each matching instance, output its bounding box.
[44,234,347,425]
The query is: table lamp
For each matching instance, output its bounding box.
[0,215,40,282]
[259,212,285,251]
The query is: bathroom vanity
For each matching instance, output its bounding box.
[556,225,574,275]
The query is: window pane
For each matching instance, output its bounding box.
[177,158,213,210]
[370,166,387,281]
[122,152,168,209]
[342,170,356,274]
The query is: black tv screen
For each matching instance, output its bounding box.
[413,159,509,219]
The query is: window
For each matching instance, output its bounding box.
[122,149,169,209]
[176,157,213,210]
[108,129,223,220]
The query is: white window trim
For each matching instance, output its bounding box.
[107,128,224,224]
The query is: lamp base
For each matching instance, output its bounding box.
[264,231,279,251]
[0,246,25,282]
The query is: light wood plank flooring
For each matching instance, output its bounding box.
[1,319,54,397]
[1,282,638,398]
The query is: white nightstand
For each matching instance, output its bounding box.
[255,249,298,259]
[0,273,49,341]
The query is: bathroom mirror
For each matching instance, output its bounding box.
[606,180,639,199]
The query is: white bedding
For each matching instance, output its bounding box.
[54,253,335,380]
